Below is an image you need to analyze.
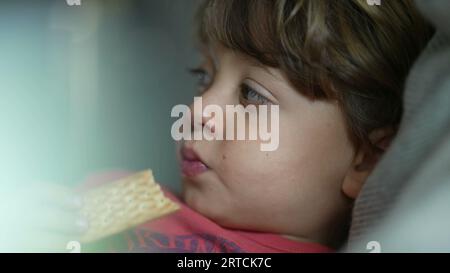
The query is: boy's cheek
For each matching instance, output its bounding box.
[182,177,238,221]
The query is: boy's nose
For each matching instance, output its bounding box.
[192,109,216,134]
[189,97,217,134]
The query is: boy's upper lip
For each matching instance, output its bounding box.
[180,145,209,168]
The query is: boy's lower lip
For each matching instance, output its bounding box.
[181,159,209,177]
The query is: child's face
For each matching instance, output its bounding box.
[179,47,357,244]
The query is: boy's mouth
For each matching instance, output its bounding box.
[180,145,209,177]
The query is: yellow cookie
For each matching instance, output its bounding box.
[80,170,179,243]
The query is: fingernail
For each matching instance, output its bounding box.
[76,218,89,232]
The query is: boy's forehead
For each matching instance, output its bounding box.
[199,43,286,84]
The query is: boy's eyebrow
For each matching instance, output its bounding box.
[199,44,283,84]
[247,60,284,84]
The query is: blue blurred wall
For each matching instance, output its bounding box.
[0,0,200,191]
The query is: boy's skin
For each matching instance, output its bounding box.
[180,47,389,247]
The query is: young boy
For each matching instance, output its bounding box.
[120,0,432,252]
[7,0,430,253]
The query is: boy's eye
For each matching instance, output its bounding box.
[189,67,212,92]
[240,84,272,105]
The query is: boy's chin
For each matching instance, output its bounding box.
[180,180,202,207]
[181,185,223,218]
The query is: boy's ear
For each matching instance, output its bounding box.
[342,127,395,199]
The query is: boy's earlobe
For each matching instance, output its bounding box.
[342,175,364,200]
[342,150,367,199]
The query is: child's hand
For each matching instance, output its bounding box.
[0,183,88,252]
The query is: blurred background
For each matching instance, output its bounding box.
[0,0,201,192]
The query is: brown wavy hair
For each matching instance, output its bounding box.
[196,0,433,149]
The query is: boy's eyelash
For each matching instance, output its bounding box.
[188,67,212,92]
[188,67,272,105]
[188,67,204,75]
[188,67,207,79]
[239,84,272,105]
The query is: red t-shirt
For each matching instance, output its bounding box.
[82,171,333,253]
